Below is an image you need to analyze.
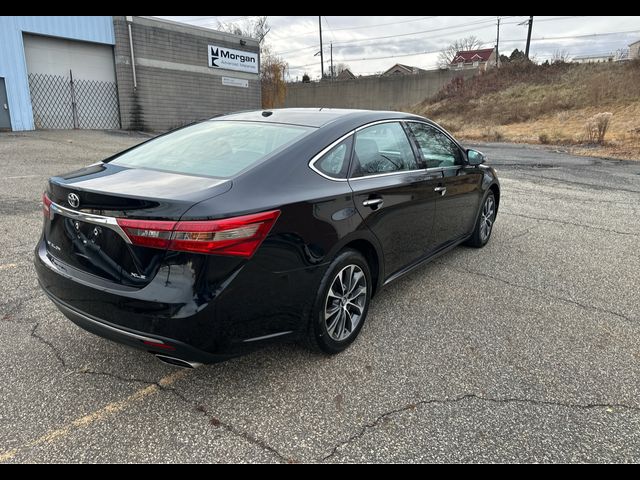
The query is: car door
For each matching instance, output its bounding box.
[348,121,442,277]
[406,122,484,247]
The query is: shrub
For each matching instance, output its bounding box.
[438,120,461,133]
[538,133,550,144]
[481,127,503,142]
[584,112,612,144]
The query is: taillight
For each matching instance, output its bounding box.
[116,210,280,258]
[116,219,176,249]
[42,192,52,219]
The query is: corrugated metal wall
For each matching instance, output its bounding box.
[0,16,115,131]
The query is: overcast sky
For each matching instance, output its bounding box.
[159,16,640,80]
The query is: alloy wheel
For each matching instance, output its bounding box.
[479,195,495,242]
[324,264,368,341]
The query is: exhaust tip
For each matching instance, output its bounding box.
[154,354,201,369]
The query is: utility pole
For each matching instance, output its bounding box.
[330,42,334,79]
[318,16,324,79]
[525,16,534,59]
[496,16,500,67]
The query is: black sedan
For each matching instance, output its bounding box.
[35,109,500,367]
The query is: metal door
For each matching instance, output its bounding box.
[0,78,11,130]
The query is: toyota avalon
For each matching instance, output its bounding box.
[35,108,500,367]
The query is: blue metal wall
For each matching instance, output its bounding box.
[0,16,115,131]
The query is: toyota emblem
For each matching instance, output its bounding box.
[67,193,80,208]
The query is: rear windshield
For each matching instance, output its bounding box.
[109,121,314,178]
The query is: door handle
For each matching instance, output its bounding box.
[434,186,447,196]
[362,198,384,207]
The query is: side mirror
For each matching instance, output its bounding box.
[466,149,485,166]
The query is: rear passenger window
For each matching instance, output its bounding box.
[314,137,353,179]
[351,122,417,178]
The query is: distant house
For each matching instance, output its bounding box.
[630,40,640,59]
[573,53,615,64]
[574,48,631,63]
[451,48,497,71]
[381,63,426,76]
[336,68,356,81]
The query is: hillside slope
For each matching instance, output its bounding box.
[413,61,640,160]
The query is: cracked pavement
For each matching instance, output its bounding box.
[0,131,639,463]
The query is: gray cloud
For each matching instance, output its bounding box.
[160,16,640,79]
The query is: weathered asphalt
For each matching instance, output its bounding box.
[0,131,638,463]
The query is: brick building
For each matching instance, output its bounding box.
[0,16,261,132]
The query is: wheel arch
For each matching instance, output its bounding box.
[328,232,384,297]
[488,182,500,213]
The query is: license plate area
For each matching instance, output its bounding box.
[46,215,129,282]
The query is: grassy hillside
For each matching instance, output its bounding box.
[413,61,640,160]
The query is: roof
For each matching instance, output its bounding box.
[452,48,495,63]
[630,39,640,47]
[573,53,613,60]
[381,63,425,76]
[336,68,356,80]
[215,108,424,128]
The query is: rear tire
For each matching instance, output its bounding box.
[465,191,496,248]
[307,249,372,354]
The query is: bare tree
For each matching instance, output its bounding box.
[216,16,270,45]
[551,49,570,64]
[261,51,287,108]
[336,63,350,74]
[438,36,482,69]
[216,17,287,108]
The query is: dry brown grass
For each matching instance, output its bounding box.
[413,60,640,160]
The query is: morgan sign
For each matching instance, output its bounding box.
[208,45,259,74]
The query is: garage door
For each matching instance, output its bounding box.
[24,34,120,129]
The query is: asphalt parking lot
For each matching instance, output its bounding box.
[1,130,639,463]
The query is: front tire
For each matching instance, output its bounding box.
[307,249,372,354]
[466,191,497,248]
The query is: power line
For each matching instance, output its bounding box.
[328,23,498,56]
[323,16,336,42]
[275,16,514,56]
[289,28,640,71]
[277,15,586,56]
[270,16,440,40]
[326,16,439,32]
[499,28,640,44]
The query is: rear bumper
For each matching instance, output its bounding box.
[34,236,325,363]
[39,285,231,364]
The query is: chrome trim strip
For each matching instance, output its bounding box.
[50,201,132,244]
[354,118,406,132]
[308,130,355,182]
[308,118,463,182]
[45,290,166,345]
[242,331,294,343]
[349,168,429,181]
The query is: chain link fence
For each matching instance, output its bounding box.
[28,72,121,130]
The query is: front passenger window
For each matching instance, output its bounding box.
[351,122,417,177]
[407,122,463,168]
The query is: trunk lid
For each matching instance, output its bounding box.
[44,163,231,287]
